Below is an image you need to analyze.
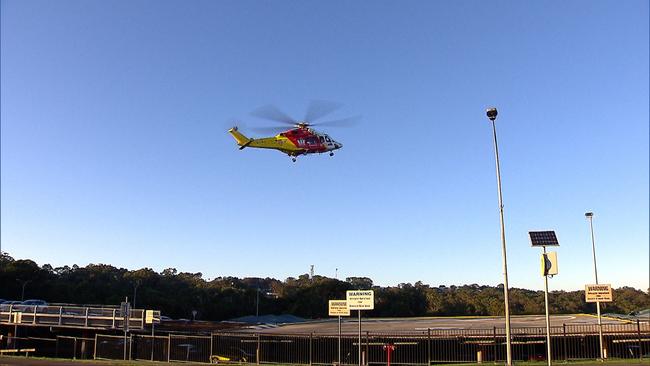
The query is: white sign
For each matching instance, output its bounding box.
[346,290,374,310]
[12,312,22,324]
[145,310,161,324]
[585,284,613,302]
[329,300,350,316]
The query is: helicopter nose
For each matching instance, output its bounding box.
[335,142,342,149]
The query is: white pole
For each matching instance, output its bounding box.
[151,322,155,361]
[489,116,512,366]
[338,315,342,365]
[358,310,361,366]
[543,247,552,366]
[587,213,604,360]
[123,297,128,361]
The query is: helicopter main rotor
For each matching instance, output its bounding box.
[249,100,360,133]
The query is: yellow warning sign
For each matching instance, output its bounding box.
[346,290,374,310]
[328,300,350,316]
[585,284,613,302]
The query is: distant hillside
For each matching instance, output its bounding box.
[1,253,648,321]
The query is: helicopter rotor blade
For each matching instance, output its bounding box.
[250,105,297,125]
[311,115,362,127]
[304,100,343,122]
[250,126,290,134]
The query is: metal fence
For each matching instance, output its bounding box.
[94,333,212,363]
[1,335,94,359]
[0,304,146,330]
[2,321,648,364]
[209,322,649,365]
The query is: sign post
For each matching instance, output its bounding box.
[121,298,130,360]
[145,310,161,361]
[329,300,350,365]
[346,290,374,366]
[585,283,612,359]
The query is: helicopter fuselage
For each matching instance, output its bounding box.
[229,126,342,161]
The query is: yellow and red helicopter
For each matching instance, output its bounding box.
[229,102,358,162]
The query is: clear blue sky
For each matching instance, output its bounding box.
[2,0,648,291]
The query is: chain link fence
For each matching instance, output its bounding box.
[2,321,648,364]
[0,335,94,359]
[210,322,648,365]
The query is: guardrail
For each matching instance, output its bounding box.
[0,304,148,330]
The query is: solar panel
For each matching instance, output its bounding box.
[529,231,560,247]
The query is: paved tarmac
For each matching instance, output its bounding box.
[240,314,633,334]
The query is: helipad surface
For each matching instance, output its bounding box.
[242,314,632,334]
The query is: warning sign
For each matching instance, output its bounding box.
[145,310,161,324]
[346,290,374,310]
[585,284,613,302]
[328,300,350,316]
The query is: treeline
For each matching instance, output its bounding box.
[1,254,647,321]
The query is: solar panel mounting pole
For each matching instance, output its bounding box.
[529,231,560,366]
[486,107,512,366]
[543,246,552,366]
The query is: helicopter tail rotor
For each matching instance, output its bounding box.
[228,127,251,147]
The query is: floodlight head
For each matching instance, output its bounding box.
[585,212,594,218]
[486,107,498,121]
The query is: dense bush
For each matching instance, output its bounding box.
[1,253,647,320]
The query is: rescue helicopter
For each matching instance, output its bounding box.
[228,101,358,162]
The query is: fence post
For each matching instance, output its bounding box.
[309,333,313,366]
[365,331,369,366]
[493,327,497,363]
[257,333,261,365]
[167,334,171,363]
[73,337,77,360]
[638,320,643,360]
[58,306,63,326]
[210,333,214,361]
[427,328,431,365]
[562,323,567,362]
[93,334,98,360]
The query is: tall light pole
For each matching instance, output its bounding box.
[256,288,260,317]
[486,107,512,366]
[17,279,31,301]
[133,280,141,309]
[585,212,604,360]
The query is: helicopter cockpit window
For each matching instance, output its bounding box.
[319,136,325,143]
[325,136,331,143]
